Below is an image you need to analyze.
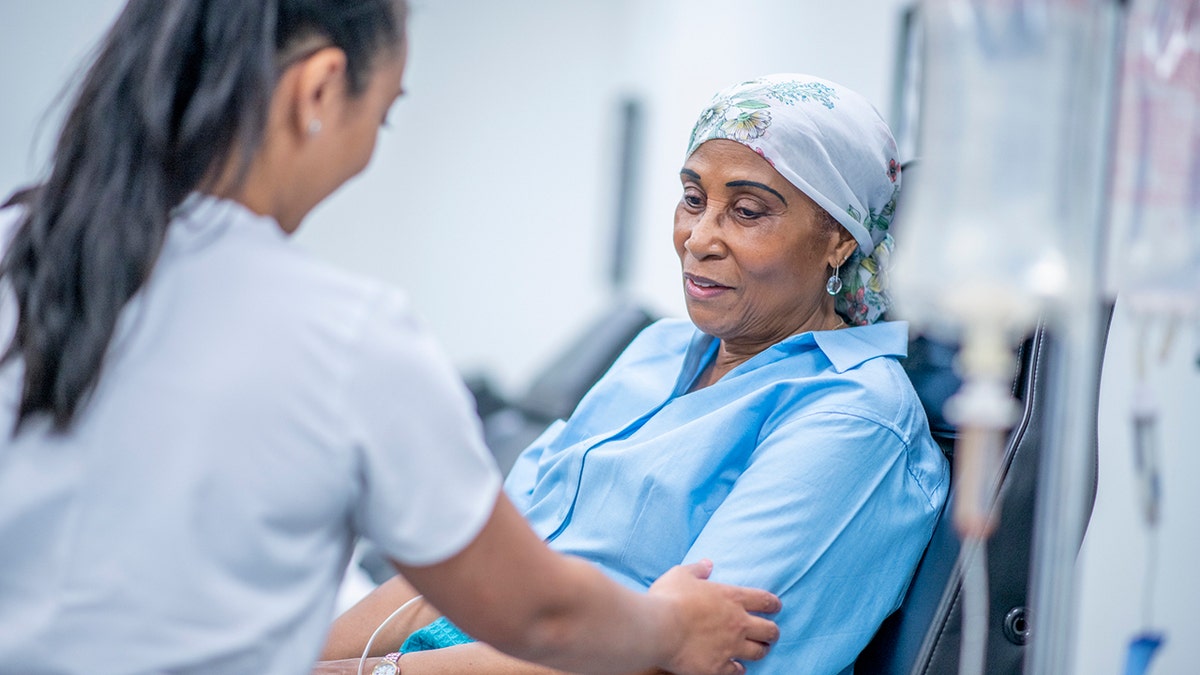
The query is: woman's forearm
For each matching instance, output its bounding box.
[320,576,440,660]
[403,642,664,675]
[314,643,662,675]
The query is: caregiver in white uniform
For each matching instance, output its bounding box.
[0,1,779,674]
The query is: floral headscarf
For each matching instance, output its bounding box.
[686,73,901,325]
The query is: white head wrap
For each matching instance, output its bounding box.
[685,73,901,325]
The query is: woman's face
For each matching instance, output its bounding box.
[674,139,847,345]
[264,37,409,232]
[324,41,408,187]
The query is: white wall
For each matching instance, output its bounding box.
[0,1,128,190]
[1,2,1197,673]
[297,0,633,393]
[1073,299,1200,675]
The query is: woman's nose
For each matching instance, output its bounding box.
[683,209,726,259]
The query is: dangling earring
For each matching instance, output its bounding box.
[825,259,843,296]
[307,118,323,136]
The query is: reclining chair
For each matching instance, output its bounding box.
[856,325,1049,673]
[468,301,657,476]
[457,274,1106,675]
[855,307,1111,675]
[469,294,1106,675]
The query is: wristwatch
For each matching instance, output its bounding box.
[371,652,401,675]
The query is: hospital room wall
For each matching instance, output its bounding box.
[0,2,1197,673]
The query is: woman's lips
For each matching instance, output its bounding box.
[684,274,732,300]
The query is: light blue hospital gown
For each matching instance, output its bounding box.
[417,318,948,675]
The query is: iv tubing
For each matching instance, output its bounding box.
[357,594,425,675]
[958,537,990,675]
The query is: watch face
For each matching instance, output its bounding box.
[371,662,398,675]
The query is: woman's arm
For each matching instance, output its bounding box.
[676,412,945,673]
[316,645,665,675]
[361,492,778,675]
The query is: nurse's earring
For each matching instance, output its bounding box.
[307,118,323,136]
[825,259,844,295]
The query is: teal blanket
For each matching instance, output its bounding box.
[400,616,475,653]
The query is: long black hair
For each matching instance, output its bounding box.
[1,0,407,432]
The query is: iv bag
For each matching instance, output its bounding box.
[893,0,1114,339]
[1108,0,1200,315]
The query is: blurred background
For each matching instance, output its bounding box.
[1,1,1196,672]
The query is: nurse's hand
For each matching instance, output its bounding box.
[648,560,781,675]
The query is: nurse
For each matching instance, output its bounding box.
[0,1,778,674]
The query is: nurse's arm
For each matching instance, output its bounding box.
[318,569,661,674]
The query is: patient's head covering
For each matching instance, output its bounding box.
[686,73,901,325]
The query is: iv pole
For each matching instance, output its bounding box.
[1025,3,1124,675]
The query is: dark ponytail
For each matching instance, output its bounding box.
[1,0,407,432]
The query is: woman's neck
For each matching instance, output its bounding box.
[692,313,849,391]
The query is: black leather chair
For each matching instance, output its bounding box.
[854,155,1108,674]
[469,301,658,476]
[474,300,1104,675]
[473,292,1101,675]
[856,326,1032,673]
[855,313,1110,674]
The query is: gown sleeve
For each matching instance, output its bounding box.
[681,409,944,674]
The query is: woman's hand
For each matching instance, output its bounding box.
[648,560,781,675]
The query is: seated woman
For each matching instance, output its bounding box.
[318,73,949,675]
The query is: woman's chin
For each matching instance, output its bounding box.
[684,309,732,339]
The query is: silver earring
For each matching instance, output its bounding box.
[826,260,843,295]
[307,119,322,136]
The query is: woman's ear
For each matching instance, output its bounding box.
[830,226,859,269]
[288,47,350,141]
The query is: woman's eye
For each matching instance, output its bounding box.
[734,206,764,220]
[682,192,704,208]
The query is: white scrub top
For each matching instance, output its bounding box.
[0,195,502,674]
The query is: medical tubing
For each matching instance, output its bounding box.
[942,323,1017,675]
[946,323,1019,539]
[958,537,990,675]
[357,594,425,675]
[1131,321,1166,631]
[1131,374,1162,527]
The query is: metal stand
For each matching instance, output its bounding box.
[1025,4,1126,674]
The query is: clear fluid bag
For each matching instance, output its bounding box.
[1108,0,1200,315]
[893,0,1112,339]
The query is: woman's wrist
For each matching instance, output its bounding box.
[370,652,402,675]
